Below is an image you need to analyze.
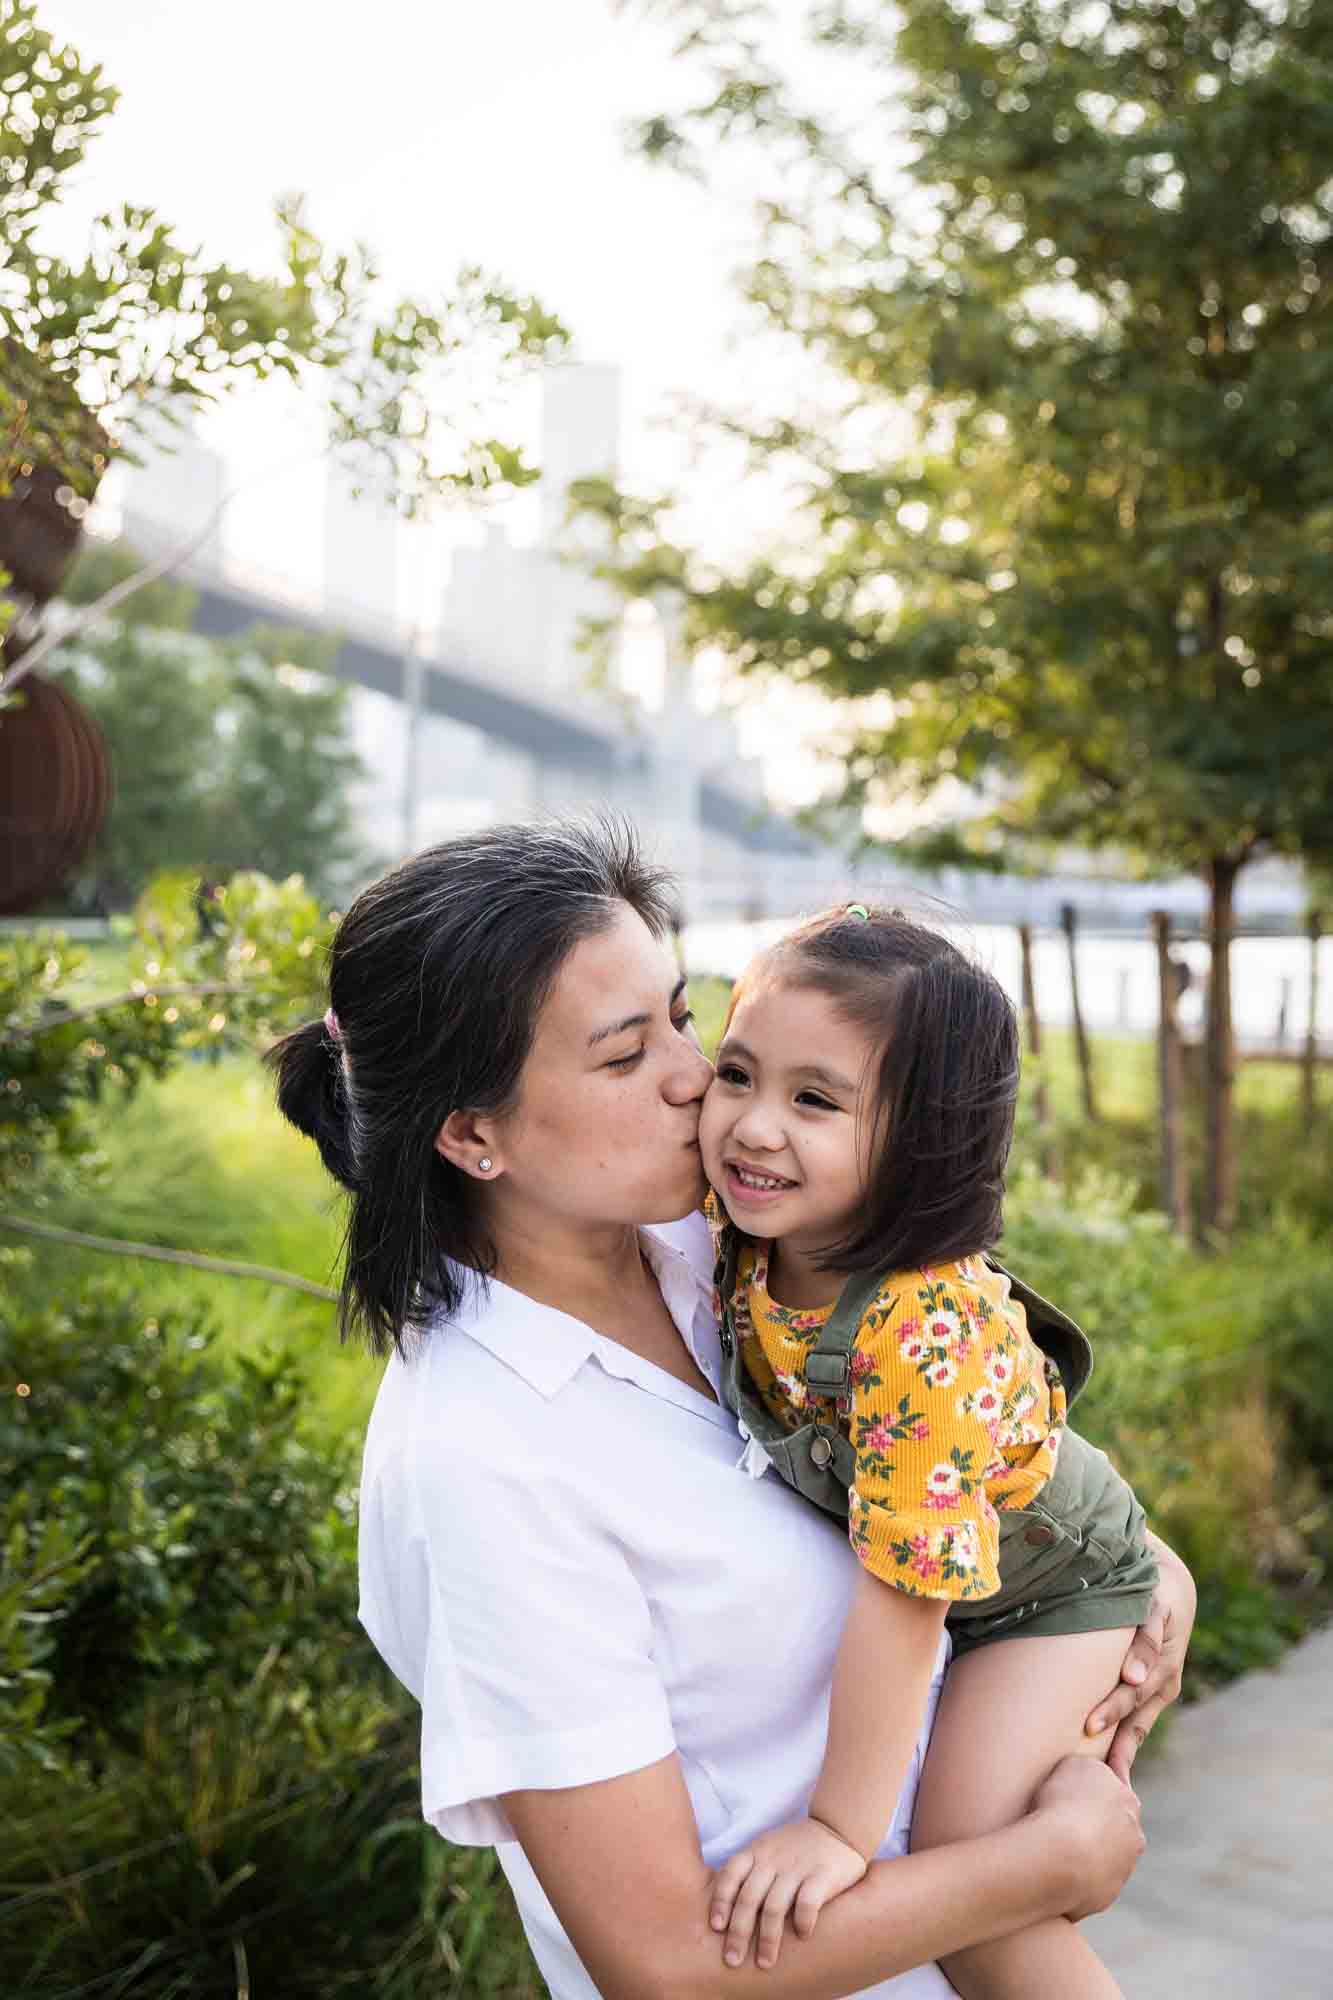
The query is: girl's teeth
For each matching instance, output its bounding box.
[735,1167,790,1190]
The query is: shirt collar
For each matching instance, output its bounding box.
[443,1218,716,1404]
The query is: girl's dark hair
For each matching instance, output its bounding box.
[265,814,675,1355]
[738,906,1020,1275]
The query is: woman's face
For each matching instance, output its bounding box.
[484,903,712,1231]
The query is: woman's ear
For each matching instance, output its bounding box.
[435,1108,502,1180]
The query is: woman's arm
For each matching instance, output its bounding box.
[503,1747,1143,2000]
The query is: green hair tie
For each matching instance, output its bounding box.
[845,902,870,921]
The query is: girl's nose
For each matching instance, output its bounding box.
[732,1100,785,1152]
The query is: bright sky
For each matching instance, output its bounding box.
[38,0,867,797]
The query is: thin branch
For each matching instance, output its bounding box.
[0,1213,338,1301]
[0,441,320,700]
[1,490,237,699]
[1,981,256,1044]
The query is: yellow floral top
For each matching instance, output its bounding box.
[728,1240,1068,1602]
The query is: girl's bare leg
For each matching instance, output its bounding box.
[911,1626,1135,2000]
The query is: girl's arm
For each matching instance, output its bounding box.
[707,1574,947,1967]
[811,1571,949,1859]
[502,1747,1144,2000]
[704,1576,944,1968]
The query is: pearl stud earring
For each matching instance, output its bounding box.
[478,1157,493,1174]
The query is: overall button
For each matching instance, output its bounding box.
[719,1327,734,1357]
[1024,1523,1056,1548]
[809,1436,834,1470]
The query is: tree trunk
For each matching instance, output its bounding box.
[1152,910,1189,1238]
[1018,921,1053,1173]
[1060,902,1097,1122]
[1303,907,1323,1135]
[1201,855,1241,1242]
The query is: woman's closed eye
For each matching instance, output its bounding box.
[606,1010,696,1072]
[605,1047,645,1072]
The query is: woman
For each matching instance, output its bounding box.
[269,817,1194,1999]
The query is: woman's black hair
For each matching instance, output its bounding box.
[736,906,1020,1275]
[265,814,675,1355]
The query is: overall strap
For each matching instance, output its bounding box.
[986,1257,1095,1408]
[803,1265,894,1397]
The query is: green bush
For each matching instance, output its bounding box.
[1,1276,368,1759]
[1002,1171,1328,1689]
[0,1269,543,1996]
[0,1707,540,1999]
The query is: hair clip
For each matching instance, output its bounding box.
[845,902,870,922]
[323,1006,341,1041]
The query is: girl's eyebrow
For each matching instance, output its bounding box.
[796,1063,857,1095]
[588,974,689,1048]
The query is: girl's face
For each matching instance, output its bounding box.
[700,977,880,1258]
[483,903,713,1232]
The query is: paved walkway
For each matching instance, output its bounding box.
[1084,1621,1333,1997]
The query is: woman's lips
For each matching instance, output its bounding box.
[724,1160,797,1208]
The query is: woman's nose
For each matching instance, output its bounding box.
[664,1040,714,1106]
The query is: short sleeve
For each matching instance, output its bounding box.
[359,1419,675,1848]
[845,1271,1007,1602]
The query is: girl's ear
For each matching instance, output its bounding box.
[435,1108,503,1180]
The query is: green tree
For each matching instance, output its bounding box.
[51,547,370,907]
[605,0,1333,1237]
[0,0,568,667]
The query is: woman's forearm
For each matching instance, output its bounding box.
[505,1750,1135,2000]
[657,1809,1084,2000]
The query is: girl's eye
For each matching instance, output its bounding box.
[796,1090,837,1111]
[716,1063,749,1087]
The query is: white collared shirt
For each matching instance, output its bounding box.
[358,1210,952,2000]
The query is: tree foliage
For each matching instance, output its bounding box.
[0,869,333,1206]
[606,0,1333,1231]
[50,544,371,907]
[0,0,569,522]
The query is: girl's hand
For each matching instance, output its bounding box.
[1084,1532,1197,1781]
[708,1815,868,1970]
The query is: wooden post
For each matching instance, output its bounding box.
[1059,902,1098,1122]
[1153,911,1189,1238]
[1018,922,1053,1170]
[1202,857,1239,1241]
[1303,908,1323,1134]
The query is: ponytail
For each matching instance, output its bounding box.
[266,1017,360,1193]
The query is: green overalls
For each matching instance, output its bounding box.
[713,1232,1157,1650]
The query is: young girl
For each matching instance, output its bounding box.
[700,904,1158,1999]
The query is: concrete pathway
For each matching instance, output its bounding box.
[1084,1621,1333,1997]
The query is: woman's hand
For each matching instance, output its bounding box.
[708,1815,868,1970]
[1030,1755,1145,1920]
[1084,1531,1197,1780]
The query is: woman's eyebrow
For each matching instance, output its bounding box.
[587,975,689,1049]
